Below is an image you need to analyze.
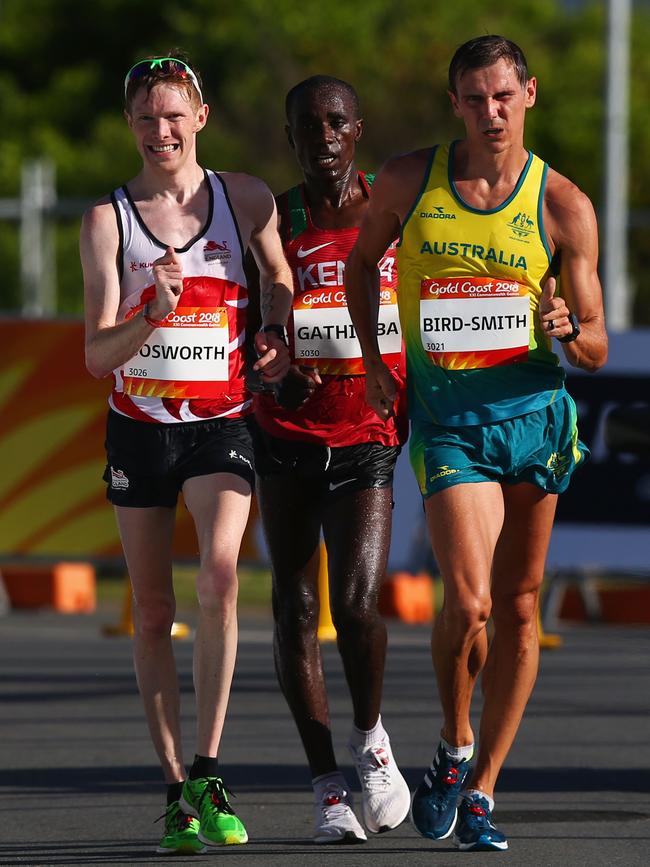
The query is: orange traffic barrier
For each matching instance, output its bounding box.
[379,571,434,624]
[1,561,96,612]
[317,541,337,642]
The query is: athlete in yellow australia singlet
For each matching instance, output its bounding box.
[399,141,587,500]
[399,141,561,427]
[346,36,607,853]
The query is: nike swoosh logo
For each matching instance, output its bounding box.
[329,478,357,491]
[296,241,335,259]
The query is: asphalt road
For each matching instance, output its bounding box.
[1,608,649,866]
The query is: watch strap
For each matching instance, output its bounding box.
[143,303,168,328]
[261,323,288,344]
[557,312,581,343]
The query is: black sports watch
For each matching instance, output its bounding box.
[261,323,288,345]
[557,312,581,343]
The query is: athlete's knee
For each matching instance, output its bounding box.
[196,564,239,614]
[442,594,491,643]
[492,588,539,638]
[330,589,381,637]
[272,581,319,642]
[133,593,176,637]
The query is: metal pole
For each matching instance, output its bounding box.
[603,0,631,331]
[20,159,56,316]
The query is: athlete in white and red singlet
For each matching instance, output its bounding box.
[252,76,410,845]
[81,53,292,854]
[109,169,250,424]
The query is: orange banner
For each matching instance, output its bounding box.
[0,319,257,561]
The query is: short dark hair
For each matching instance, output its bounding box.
[448,35,529,93]
[285,75,360,122]
[125,48,203,112]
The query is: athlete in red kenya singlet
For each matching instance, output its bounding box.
[254,172,406,446]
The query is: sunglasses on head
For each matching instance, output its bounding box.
[124,57,204,104]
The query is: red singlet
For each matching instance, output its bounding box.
[254,174,407,447]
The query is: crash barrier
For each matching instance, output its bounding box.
[1,320,648,626]
[0,317,261,620]
[0,318,244,564]
[547,401,650,626]
[543,331,650,626]
[384,331,650,629]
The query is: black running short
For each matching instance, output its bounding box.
[103,410,255,508]
[253,427,400,500]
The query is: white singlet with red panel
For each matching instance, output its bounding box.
[109,169,249,424]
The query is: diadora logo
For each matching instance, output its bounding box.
[110,467,130,490]
[204,239,232,262]
[419,206,456,220]
[430,465,460,482]
[296,241,335,259]
[508,212,535,242]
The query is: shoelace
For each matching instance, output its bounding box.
[154,802,194,830]
[430,762,464,806]
[442,766,460,786]
[356,745,391,793]
[464,800,496,830]
[198,778,237,816]
[320,789,353,824]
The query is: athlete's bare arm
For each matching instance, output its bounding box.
[346,150,429,418]
[225,173,293,382]
[540,170,608,372]
[82,200,182,379]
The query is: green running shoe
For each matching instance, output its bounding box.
[155,800,205,855]
[180,776,248,846]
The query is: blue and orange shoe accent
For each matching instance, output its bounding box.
[454,793,508,851]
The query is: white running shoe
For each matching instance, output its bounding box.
[313,783,367,844]
[349,734,411,834]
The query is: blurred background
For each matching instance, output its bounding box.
[0,0,648,625]
[1,0,650,319]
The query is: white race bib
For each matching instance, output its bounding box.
[123,307,228,399]
[293,288,401,375]
[420,277,530,369]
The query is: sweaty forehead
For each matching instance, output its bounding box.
[290,85,356,120]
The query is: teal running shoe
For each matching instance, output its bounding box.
[454,793,508,851]
[410,742,471,839]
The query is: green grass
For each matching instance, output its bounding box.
[97,563,273,613]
